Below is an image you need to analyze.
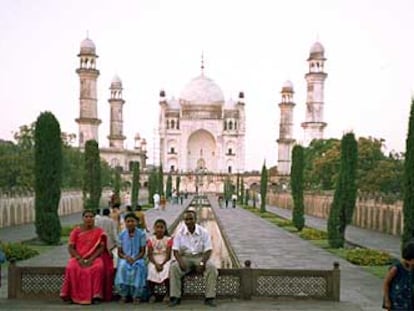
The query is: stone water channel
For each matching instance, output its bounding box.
[171,195,238,269]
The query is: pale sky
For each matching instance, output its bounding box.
[1,0,414,170]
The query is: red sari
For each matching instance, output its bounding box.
[60,226,114,304]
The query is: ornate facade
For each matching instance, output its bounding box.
[158,67,246,176]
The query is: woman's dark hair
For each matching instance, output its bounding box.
[402,241,414,260]
[82,209,96,217]
[154,218,169,236]
[135,204,142,211]
[126,205,133,212]
[124,212,139,222]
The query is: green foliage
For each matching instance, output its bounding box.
[236,174,240,202]
[176,175,181,194]
[244,188,249,205]
[113,168,122,205]
[166,174,173,199]
[224,175,232,201]
[403,98,414,246]
[148,168,157,204]
[157,164,164,196]
[304,139,341,190]
[61,225,77,237]
[131,161,140,207]
[240,177,245,204]
[0,242,39,261]
[298,228,328,240]
[291,145,305,231]
[260,162,268,213]
[269,218,293,227]
[328,132,358,248]
[345,248,392,266]
[83,140,102,211]
[34,111,62,244]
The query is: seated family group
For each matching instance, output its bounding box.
[60,209,218,307]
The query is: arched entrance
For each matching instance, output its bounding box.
[186,129,216,171]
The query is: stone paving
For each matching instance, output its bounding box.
[0,197,393,310]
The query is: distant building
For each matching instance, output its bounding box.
[158,63,245,175]
[75,37,147,171]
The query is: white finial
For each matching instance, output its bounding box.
[201,51,205,75]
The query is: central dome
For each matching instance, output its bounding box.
[179,74,225,106]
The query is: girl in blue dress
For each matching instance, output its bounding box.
[383,242,414,310]
[115,213,147,304]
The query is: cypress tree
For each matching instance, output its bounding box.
[34,111,62,244]
[83,140,102,212]
[176,175,181,194]
[131,161,140,207]
[291,145,305,231]
[240,177,245,204]
[328,132,358,248]
[236,174,240,202]
[403,98,414,246]
[158,164,164,196]
[260,161,268,213]
[148,169,157,205]
[166,174,173,199]
[113,168,121,205]
[244,188,249,205]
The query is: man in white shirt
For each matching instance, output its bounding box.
[169,210,218,307]
[95,208,118,255]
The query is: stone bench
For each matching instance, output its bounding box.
[7,262,340,301]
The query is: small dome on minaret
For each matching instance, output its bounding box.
[80,37,96,55]
[159,89,167,104]
[237,91,245,105]
[309,41,325,60]
[111,75,122,88]
[281,80,294,93]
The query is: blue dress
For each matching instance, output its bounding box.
[388,261,414,311]
[115,228,147,298]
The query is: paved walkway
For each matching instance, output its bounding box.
[265,205,401,259]
[0,197,394,310]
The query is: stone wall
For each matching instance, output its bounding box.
[0,191,106,229]
[268,192,403,236]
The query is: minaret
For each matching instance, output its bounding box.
[107,75,126,149]
[158,89,167,168]
[277,81,296,175]
[75,37,101,148]
[301,41,327,146]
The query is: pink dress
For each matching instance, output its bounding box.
[147,235,173,283]
[60,226,114,304]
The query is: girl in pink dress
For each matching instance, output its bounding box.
[147,219,172,302]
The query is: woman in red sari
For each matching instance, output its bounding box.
[60,210,114,304]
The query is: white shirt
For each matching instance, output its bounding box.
[172,224,212,256]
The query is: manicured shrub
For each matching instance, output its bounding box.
[299,228,328,240]
[345,248,392,266]
[291,145,305,231]
[0,242,39,261]
[83,140,102,211]
[34,111,63,244]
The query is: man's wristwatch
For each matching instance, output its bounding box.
[199,261,205,266]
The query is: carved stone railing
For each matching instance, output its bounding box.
[7,262,340,301]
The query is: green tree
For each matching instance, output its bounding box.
[244,188,249,205]
[236,174,240,202]
[148,168,158,205]
[34,112,62,244]
[240,177,245,204]
[166,174,173,199]
[328,132,358,248]
[176,175,181,194]
[113,168,122,205]
[291,145,305,231]
[131,161,140,207]
[403,98,414,246]
[157,164,164,196]
[83,140,102,212]
[260,162,268,213]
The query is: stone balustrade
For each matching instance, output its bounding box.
[268,192,403,236]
